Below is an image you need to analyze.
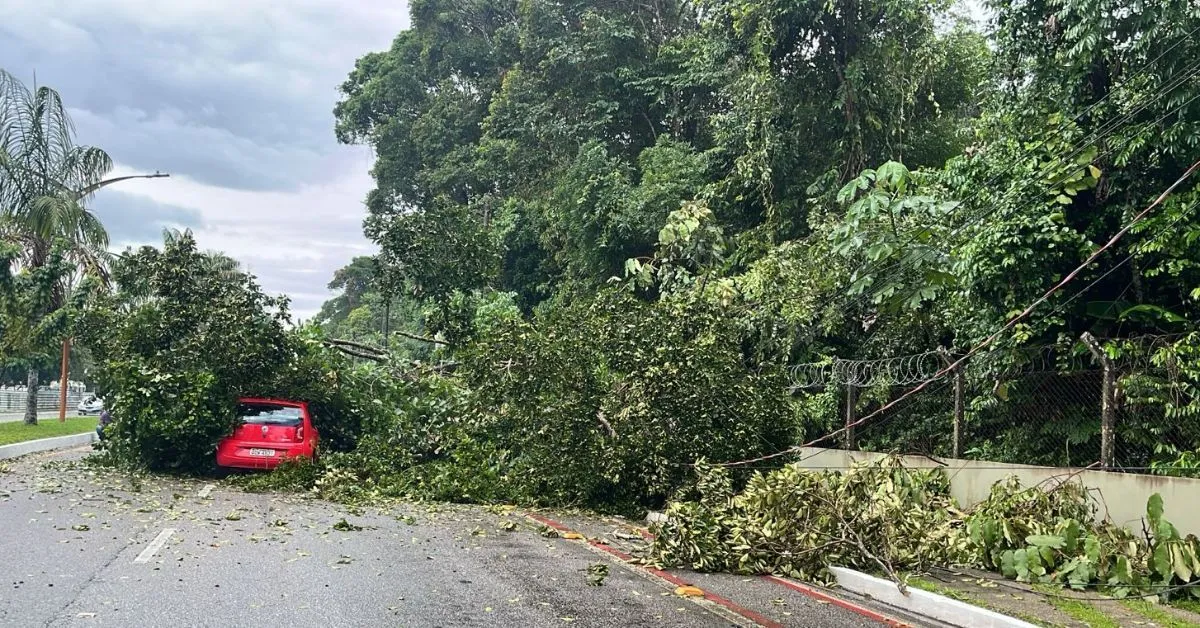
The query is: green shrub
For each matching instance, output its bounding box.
[652,457,1200,599]
[98,363,233,472]
[81,233,342,473]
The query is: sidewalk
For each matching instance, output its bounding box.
[908,567,1200,627]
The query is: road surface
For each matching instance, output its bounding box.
[0,448,922,627]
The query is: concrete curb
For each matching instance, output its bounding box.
[645,510,669,524]
[0,431,97,460]
[829,566,1038,628]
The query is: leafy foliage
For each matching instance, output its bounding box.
[311,0,1200,521]
[335,0,986,307]
[652,458,1200,598]
[301,288,791,514]
[651,457,961,580]
[0,242,84,366]
[79,233,292,471]
[447,288,792,512]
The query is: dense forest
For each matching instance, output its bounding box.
[10,0,1190,512]
[312,0,1200,486]
[334,0,1198,341]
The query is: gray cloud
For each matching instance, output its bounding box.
[89,190,205,244]
[0,0,407,192]
[0,0,407,318]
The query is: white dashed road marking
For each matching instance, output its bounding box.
[134,528,176,564]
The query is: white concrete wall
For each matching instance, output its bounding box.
[795,447,1200,537]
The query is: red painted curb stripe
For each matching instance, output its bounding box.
[524,513,783,628]
[633,525,904,627]
[632,525,655,540]
[527,513,572,532]
[588,539,634,561]
[763,575,909,627]
[644,566,783,628]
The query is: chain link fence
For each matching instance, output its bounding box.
[789,334,1200,476]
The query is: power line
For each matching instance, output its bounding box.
[784,70,1200,391]
[1037,198,1200,325]
[806,56,1200,325]
[718,159,1200,468]
[808,158,1200,450]
[852,67,1200,316]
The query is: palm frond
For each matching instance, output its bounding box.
[75,206,110,250]
[61,145,114,200]
[33,86,74,169]
[0,67,114,292]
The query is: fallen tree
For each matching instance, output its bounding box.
[648,457,1200,600]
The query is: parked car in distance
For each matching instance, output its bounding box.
[215,398,319,470]
[78,396,104,415]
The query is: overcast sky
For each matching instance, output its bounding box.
[1,0,411,318]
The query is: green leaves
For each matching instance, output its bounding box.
[0,243,84,366]
[829,160,957,311]
[80,232,304,472]
[651,457,961,582]
[656,469,1200,598]
[1026,534,1066,549]
[438,287,792,514]
[1148,493,1165,529]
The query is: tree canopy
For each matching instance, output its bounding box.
[335,0,1200,361]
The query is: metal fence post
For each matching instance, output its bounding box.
[1081,332,1116,469]
[938,347,964,459]
[844,383,858,450]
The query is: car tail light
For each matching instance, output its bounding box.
[295,425,304,442]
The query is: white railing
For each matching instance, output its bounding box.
[0,389,92,412]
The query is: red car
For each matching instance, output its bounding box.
[216,398,319,470]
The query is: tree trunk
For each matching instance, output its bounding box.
[24,367,39,425]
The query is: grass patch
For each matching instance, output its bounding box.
[1169,598,1200,614]
[1122,599,1193,628]
[0,416,98,446]
[1043,594,1120,628]
[906,576,979,603]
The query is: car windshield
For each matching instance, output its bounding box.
[238,403,302,426]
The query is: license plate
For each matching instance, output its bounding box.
[249,448,276,457]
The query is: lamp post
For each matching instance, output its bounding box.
[57,171,170,422]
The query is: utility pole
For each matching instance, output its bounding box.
[1081,332,1116,469]
[937,347,965,458]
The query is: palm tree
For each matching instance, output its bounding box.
[163,227,242,278]
[111,229,243,312]
[0,69,164,424]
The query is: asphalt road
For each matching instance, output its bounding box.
[0,448,915,628]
